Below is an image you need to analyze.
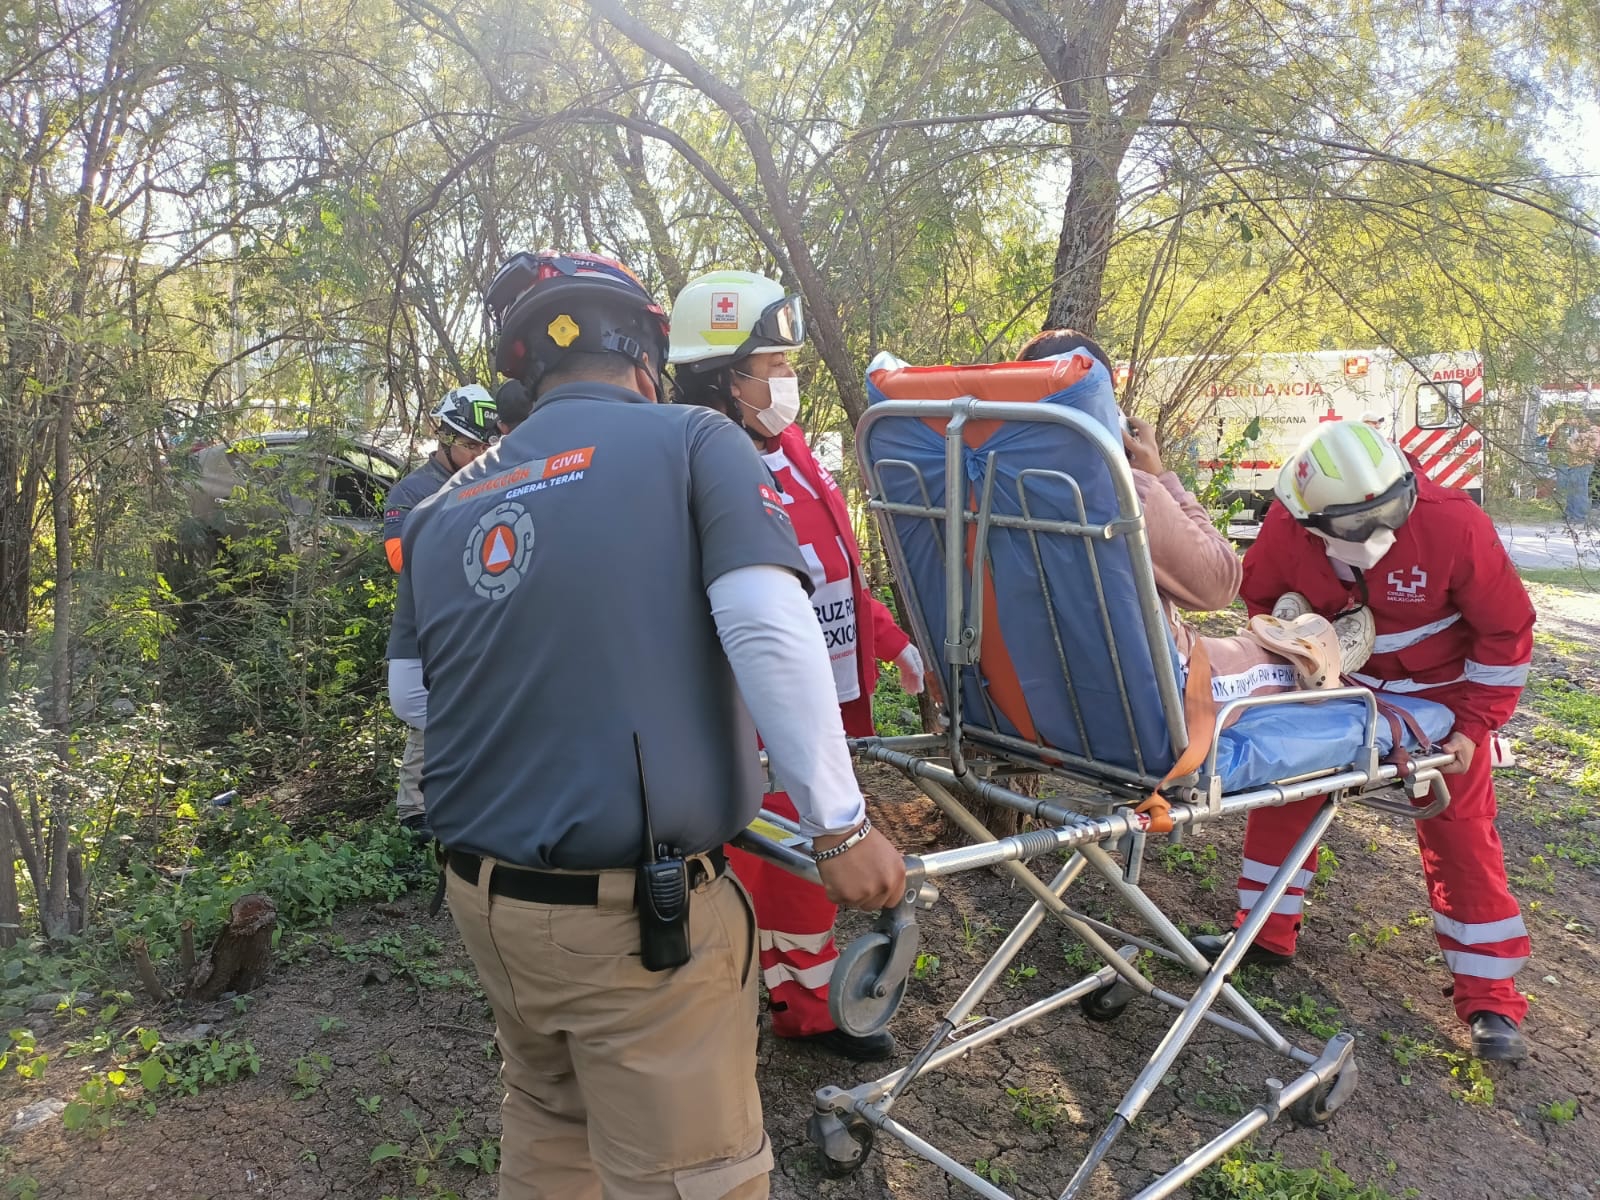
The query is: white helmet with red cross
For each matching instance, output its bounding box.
[1276,419,1417,541]
[667,271,805,371]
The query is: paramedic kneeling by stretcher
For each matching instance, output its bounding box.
[389,250,905,1200]
[1190,418,1537,1062]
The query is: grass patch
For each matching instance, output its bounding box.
[0,807,429,1020]
[1193,1148,1417,1199]
[1520,567,1600,592]
[1381,1032,1496,1105]
[1526,679,1600,796]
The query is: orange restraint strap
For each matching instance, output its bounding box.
[1135,638,1216,835]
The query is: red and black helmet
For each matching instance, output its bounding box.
[486,251,670,398]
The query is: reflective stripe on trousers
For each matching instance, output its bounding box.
[1231,736,1528,1024]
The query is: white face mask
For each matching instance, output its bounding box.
[740,373,800,437]
[1320,528,1397,570]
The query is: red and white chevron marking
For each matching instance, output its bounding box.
[1399,368,1484,491]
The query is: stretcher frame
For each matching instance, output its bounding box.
[734,396,1455,1200]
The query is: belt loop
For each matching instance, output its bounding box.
[687,851,716,893]
[597,871,635,913]
[475,853,499,911]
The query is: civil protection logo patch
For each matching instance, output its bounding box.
[462,500,535,600]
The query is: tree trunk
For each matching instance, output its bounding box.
[0,786,18,949]
[43,364,76,941]
[588,0,870,425]
[188,894,278,1001]
[1043,137,1129,335]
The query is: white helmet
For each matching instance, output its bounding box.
[667,271,805,370]
[1276,420,1416,541]
[430,384,498,444]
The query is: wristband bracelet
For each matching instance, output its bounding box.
[811,816,872,863]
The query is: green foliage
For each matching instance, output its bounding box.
[1158,841,1221,891]
[59,1028,259,1134]
[329,928,477,992]
[291,1052,333,1099]
[1380,1032,1496,1105]
[1004,963,1038,988]
[0,808,421,1010]
[870,665,922,740]
[1173,417,1264,528]
[1193,1149,1417,1199]
[368,1108,499,1197]
[1239,992,1344,1040]
[1541,1097,1579,1123]
[973,1158,1018,1187]
[2,1029,47,1081]
[911,952,941,981]
[99,808,415,960]
[1006,1084,1066,1133]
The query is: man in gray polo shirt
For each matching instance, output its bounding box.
[388,251,903,1200]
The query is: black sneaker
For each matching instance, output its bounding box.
[1189,931,1295,968]
[793,1028,899,1062]
[1468,1011,1528,1062]
[399,814,433,844]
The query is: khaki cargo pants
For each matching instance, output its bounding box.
[445,858,770,1200]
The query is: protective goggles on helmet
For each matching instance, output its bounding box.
[719,293,805,365]
[1295,470,1417,542]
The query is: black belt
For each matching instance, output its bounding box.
[447,847,727,906]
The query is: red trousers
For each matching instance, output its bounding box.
[1233,730,1529,1024]
[725,695,876,1037]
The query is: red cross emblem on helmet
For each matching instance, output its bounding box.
[1296,457,1312,482]
[710,291,739,329]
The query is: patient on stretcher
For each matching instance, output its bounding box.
[1017,330,1375,719]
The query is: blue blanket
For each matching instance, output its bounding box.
[1214,692,1455,793]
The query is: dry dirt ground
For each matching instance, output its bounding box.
[4,583,1599,1200]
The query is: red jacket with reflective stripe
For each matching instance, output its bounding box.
[1240,464,1534,744]
[771,424,910,720]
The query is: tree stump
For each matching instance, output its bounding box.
[187,894,277,1001]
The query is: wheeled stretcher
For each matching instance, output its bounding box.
[734,352,1457,1199]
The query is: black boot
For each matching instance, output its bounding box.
[1189,931,1295,968]
[794,1028,899,1062]
[1468,1012,1528,1062]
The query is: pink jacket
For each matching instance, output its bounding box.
[1132,470,1243,661]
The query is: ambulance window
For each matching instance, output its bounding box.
[1417,381,1463,429]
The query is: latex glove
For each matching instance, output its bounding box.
[893,644,925,695]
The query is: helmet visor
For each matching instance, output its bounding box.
[1299,471,1417,542]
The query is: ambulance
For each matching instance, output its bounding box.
[1115,347,1484,536]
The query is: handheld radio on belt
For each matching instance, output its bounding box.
[633,733,691,971]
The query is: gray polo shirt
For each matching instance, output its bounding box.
[387,382,810,869]
[382,455,453,571]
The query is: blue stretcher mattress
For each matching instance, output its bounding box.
[861,354,1454,794]
[1215,693,1454,793]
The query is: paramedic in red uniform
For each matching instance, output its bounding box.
[1191,419,1536,1061]
[669,271,923,1061]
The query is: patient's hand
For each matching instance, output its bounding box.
[1439,731,1476,775]
[1124,415,1164,475]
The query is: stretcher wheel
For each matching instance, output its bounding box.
[828,932,907,1038]
[808,1110,874,1178]
[1078,976,1138,1023]
[1289,1058,1360,1127]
